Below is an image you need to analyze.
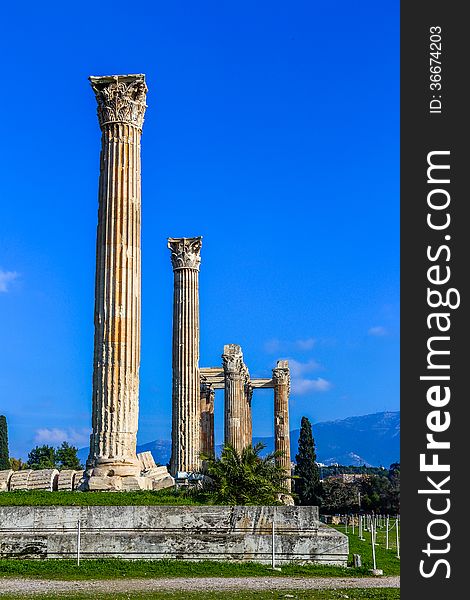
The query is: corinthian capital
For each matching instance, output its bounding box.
[168,237,202,271]
[273,360,290,391]
[222,344,244,375]
[89,74,148,130]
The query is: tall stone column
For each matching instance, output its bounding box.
[200,382,215,459]
[168,237,202,474]
[273,360,291,491]
[86,74,148,486]
[223,344,250,453]
[244,384,253,448]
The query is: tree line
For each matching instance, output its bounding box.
[1,412,399,512]
[1,415,82,471]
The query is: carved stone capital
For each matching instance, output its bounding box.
[273,360,290,393]
[168,237,202,271]
[222,344,243,375]
[89,74,148,130]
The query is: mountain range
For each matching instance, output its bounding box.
[78,411,400,468]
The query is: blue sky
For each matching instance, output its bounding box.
[0,1,399,459]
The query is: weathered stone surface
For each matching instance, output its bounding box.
[86,475,123,492]
[150,474,175,491]
[278,493,295,506]
[120,476,152,492]
[200,383,215,459]
[169,237,202,475]
[9,470,32,491]
[0,470,13,492]
[223,344,252,452]
[57,470,81,491]
[0,505,348,564]
[145,466,169,478]
[28,469,59,492]
[137,451,156,471]
[86,74,148,490]
[273,360,292,492]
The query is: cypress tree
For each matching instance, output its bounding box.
[0,415,10,470]
[294,416,322,506]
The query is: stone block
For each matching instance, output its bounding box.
[120,476,152,491]
[86,475,123,491]
[151,474,175,491]
[146,466,169,478]
[9,470,32,491]
[0,470,13,492]
[137,451,156,471]
[57,470,82,491]
[28,469,59,491]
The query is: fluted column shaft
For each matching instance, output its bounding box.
[273,360,291,491]
[244,385,253,447]
[200,384,215,459]
[87,75,147,477]
[169,237,202,474]
[223,344,249,453]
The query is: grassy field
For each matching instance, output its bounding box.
[0,559,369,580]
[0,591,400,600]
[333,521,400,577]
[0,490,203,506]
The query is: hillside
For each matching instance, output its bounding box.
[78,411,400,468]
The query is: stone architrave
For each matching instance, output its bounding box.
[168,237,202,474]
[200,382,215,459]
[273,360,292,491]
[86,75,148,488]
[0,470,13,492]
[223,344,250,453]
[28,469,59,491]
[9,470,32,491]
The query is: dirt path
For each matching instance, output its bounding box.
[0,576,399,595]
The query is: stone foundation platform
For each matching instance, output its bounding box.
[0,505,348,564]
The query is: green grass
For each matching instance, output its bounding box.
[0,559,369,580]
[0,591,400,600]
[333,522,401,577]
[0,490,204,506]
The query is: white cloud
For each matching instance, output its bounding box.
[292,377,332,395]
[295,338,316,351]
[368,326,388,336]
[34,427,90,447]
[0,269,19,293]
[288,358,321,377]
[264,338,316,354]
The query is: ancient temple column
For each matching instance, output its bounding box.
[244,384,253,448]
[168,237,202,474]
[273,360,292,491]
[200,382,215,459]
[86,74,148,483]
[223,344,250,453]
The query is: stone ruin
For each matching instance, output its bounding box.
[0,468,81,491]
[1,74,292,495]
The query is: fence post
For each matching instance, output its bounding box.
[77,519,81,567]
[272,520,276,569]
[371,518,377,570]
[396,516,400,559]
